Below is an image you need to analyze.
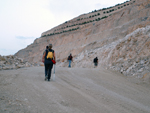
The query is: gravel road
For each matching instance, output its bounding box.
[0,66,150,113]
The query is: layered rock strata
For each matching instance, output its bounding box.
[15,0,150,79]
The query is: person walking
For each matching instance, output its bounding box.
[43,46,49,54]
[68,54,73,68]
[42,46,49,79]
[93,57,98,68]
[42,44,56,81]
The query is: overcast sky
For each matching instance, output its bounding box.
[0,0,127,56]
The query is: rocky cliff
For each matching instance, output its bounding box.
[15,0,150,78]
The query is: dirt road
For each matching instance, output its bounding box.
[0,66,150,113]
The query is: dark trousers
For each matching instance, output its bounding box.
[44,61,53,80]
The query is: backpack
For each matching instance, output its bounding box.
[68,56,72,60]
[46,50,53,59]
[93,58,97,63]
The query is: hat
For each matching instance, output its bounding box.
[49,44,52,48]
[49,44,52,46]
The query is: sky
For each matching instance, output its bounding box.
[0,0,127,56]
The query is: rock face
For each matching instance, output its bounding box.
[0,55,34,70]
[15,0,150,78]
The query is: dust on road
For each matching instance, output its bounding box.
[0,66,150,113]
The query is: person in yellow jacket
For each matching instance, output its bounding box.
[42,44,56,81]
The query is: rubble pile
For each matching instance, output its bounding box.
[0,55,34,70]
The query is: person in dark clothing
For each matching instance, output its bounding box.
[43,46,49,79]
[93,57,98,68]
[46,46,49,50]
[42,44,56,81]
[68,54,73,68]
[43,46,49,55]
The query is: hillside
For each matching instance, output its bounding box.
[15,0,150,78]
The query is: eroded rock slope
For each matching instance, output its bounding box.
[15,0,150,78]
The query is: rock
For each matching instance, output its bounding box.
[0,61,6,65]
[138,68,144,72]
[140,60,145,64]
[142,73,150,83]
[0,55,35,70]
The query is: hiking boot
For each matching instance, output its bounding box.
[45,76,48,81]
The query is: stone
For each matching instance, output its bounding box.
[0,55,33,70]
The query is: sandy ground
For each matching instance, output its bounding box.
[0,66,150,113]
